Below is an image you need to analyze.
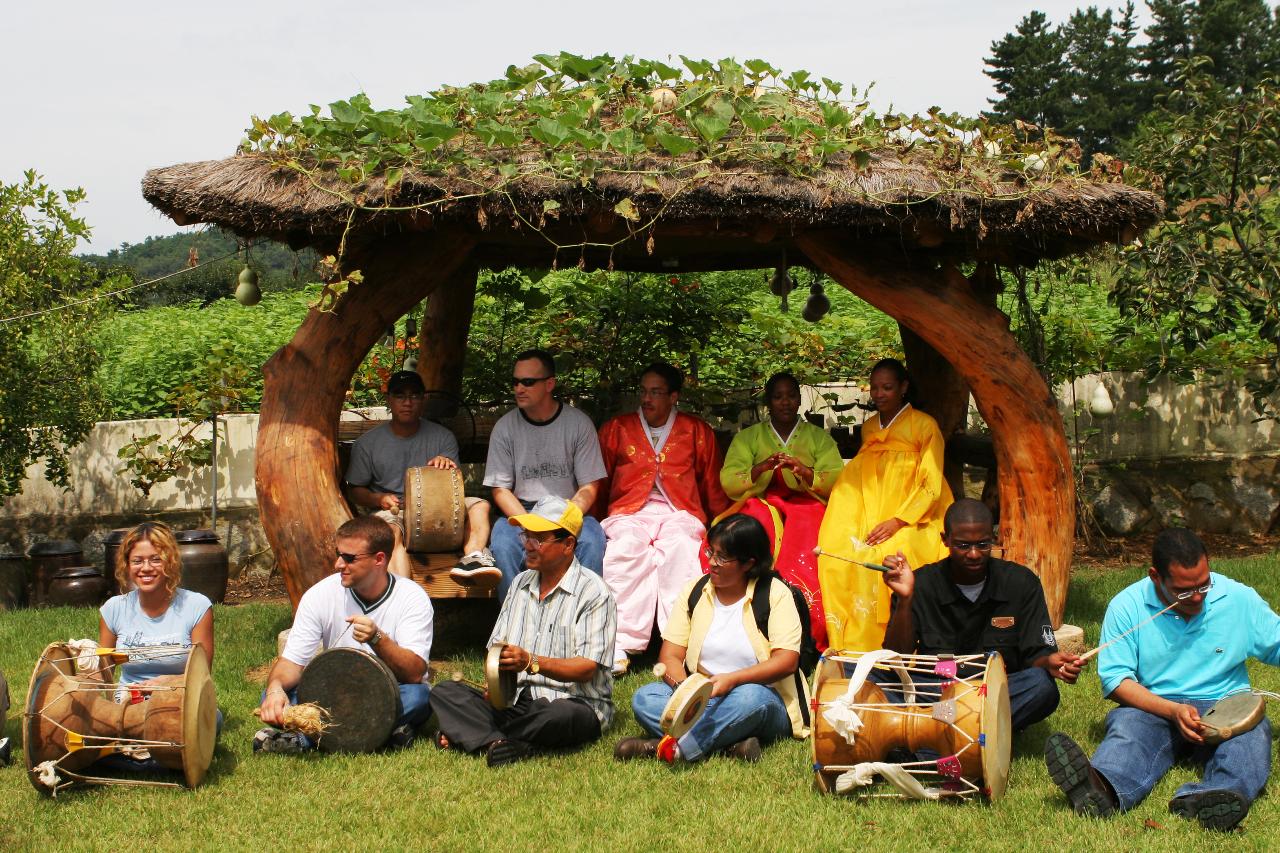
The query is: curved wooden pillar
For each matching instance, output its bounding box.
[899,324,970,499]
[418,262,479,411]
[256,231,477,606]
[799,235,1074,626]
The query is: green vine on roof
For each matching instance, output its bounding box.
[240,53,1140,307]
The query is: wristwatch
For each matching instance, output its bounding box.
[527,653,540,674]
[369,629,383,647]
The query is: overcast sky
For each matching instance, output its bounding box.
[5,1,1145,252]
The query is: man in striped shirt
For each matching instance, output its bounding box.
[431,496,617,767]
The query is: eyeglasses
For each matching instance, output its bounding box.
[388,392,424,402]
[639,387,672,398]
[1163,578,1213,601]
[950,539,994,553]
[703,548,738,566]
[512,376,551,387]
[128,556,166,569]
[335,550,374,564]
[518,530,568,549]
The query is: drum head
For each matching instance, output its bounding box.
[180,644,218,788]
[980,653,1012,801]
[404,466,467,553]
[662,673,713,739]
[297,648,399,753]
[1202,692,1266,746]
[485,644,518,711]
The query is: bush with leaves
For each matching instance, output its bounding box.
[0,171,125,500]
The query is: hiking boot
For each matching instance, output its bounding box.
[1169,790,1249,832]
[614,737,661,761]
[486,738,535,768]
[1044,732,1116,817]
[387,723,417,751]
[722,737,762,762]
[450,549,501,586]
[253,726,308,755]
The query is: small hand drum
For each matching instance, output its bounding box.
[661,673,713,739]
[485,644,518,711]
[1201,692,1266,746]
[296,648,399,753]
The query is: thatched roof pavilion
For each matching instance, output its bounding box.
[143,57,1163,624]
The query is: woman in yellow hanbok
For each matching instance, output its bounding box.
[817,359,953,652]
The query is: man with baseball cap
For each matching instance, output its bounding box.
[346,369,496,581]
[429,495,617,767]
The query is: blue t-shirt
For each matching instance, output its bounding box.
[100,588,213,685]
[1098,572,1280,701]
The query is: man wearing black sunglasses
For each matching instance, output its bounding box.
[1046,528,1280,832]
[880,498,1084,732]
[466,349,607,598]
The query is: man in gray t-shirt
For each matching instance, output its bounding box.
[458,349,606,598]
[347,370,494,579]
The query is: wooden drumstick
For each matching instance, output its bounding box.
[449,670,487,692]
[812,546,890,573]
[1077,599,1180,663]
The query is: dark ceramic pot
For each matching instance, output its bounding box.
[46,566,109,607]
[176,529,229,604]
[0,552,27,610]
[28,540,84,607]
[102,527,132,596]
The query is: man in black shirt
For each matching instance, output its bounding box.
[880,499,1087,730]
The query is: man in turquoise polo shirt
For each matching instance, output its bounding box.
[1045,528,1280,832]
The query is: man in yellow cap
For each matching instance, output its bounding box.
[430,496,617,767]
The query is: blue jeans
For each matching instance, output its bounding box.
[258,683,432,749]
[632,681,792,762]
[868,664,1060,732]
[491,513,605,600]
[1091,702,1272,811]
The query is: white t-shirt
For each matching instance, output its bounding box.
[698,595,758,675]
[281,573,433,683]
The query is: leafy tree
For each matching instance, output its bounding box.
[0,172,123,499]
[984,11,1071,128]
[1190,0,1280,91]
[1059,3,1146,155]
[1143,0,1197,93]
[1114,61,1280,416]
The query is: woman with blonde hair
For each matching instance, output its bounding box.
[99,521,215,688]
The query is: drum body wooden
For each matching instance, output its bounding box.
[660,673,713,739]
[1201,692,1266,746]
[23,642,216,793]
[404,466,467,553]
[811,652,1011,800]
[296,648,400,753]
[484,644,518,711]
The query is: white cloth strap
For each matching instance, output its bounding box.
[821,649,913,745]
[834,762,942,800]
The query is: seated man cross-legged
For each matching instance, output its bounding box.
[346,369,495,581]
[431,497,617,767]
[1045,528,1280,833]
[254,516,434,753]
[879,499,1086,732]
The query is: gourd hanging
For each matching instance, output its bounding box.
[235,266,262,306]
[1089,382,1114,418]
[802,279,831,322]
[769,266,794,312]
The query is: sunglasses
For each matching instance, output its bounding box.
[335,550,373,564]
[512,376,551,387]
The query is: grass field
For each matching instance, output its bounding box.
[2,554,1278,851]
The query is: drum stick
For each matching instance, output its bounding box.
[1078,600,1179,663]
[811,546,890,573]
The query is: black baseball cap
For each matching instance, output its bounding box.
[386,370,426,395]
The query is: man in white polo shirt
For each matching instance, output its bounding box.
[254,515,434,753]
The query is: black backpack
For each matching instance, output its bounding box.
[685,571,818,724]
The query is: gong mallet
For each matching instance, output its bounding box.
[811,546,891,573]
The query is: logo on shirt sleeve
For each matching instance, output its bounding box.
[1042,625,1057,647]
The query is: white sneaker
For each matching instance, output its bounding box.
[450,549,501,586]
[612,655,630,677]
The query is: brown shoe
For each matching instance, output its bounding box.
[722,737,762,762]
[614,737,661,761]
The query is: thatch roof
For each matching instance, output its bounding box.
[143,147,1162,270]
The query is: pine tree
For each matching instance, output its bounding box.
[1060,4,1145,154]
[984,11,1070,128]
[1189,0,1280,91]
[1143,0,1195,95]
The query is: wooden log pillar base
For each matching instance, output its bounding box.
[418,262,479,413]
[1054,624,1086,657]
[255,231,477,606]
[799,235,1075,627]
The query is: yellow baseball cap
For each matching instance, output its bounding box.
[507,496,583,537]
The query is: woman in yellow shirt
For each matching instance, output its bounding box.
[817,359,953,652]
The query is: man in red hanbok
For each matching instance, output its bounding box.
[596,362,730,675]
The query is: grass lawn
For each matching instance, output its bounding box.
[2,553,1278,851]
